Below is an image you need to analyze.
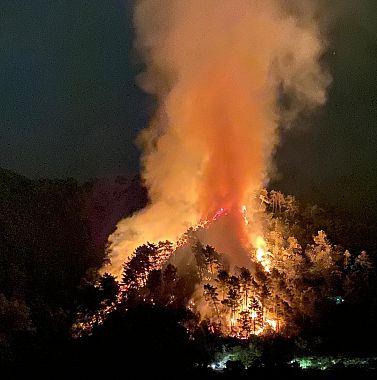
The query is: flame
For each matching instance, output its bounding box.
[76,207,283,338]
[254,236,272,272]
[265,318,277,330]
[80,0,330,338]
[212,207,226,221]
[241,204,249,225]
[105,0,330,276]
[228,299,280,338]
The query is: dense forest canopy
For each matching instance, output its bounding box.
[0,168,376,375]
[75,190,375,343]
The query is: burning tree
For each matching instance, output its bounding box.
[74,190,374,342]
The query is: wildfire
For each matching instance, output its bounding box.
[74,194,285,339]
[189,205,280,337]
[225,289,280,338]
[254,236,272,273]
[98,0,330,343]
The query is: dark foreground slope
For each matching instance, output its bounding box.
[0,168,146,366]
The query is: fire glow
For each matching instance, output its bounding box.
[255,235,272,273]
[105,0,329,276]
[99,0,330,339]
[198,205,280,337]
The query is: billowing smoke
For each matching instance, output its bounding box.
[104,0,330,276]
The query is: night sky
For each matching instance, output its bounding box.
[1,0,376,218]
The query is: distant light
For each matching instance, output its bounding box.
[335,296,344,305]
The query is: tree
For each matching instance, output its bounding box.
[146,269,162,304]
[355,251,373,271]
[163,264,178,304]
[307,230,334,273]
[193,243,220,279]
[99,273,119,303]
[202,245,220,275]
[238,310,252,337]
[343,250,352,269]
[193,242,207,280]
[270,190,285,213]
[203,284,220,322]
[249,297,263,334]
[122,243,160,289]
[259,189,271,209]
[163,264,177,284]
[239,268,252,309]
[216,270,230,301]
[284,195,299,216]
[222,276,241,330]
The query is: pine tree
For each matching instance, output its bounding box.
[222,276,241,329]
[216,269,230,301]
[238,310,252,337]
[239,268,252,310]
[203,283,220,321]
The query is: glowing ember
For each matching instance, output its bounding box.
[212,207,226,221]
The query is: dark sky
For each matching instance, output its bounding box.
[1,1,376,218]
[273,1,377,219]
[0,0,149,179]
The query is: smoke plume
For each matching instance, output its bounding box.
[105,0,330,276]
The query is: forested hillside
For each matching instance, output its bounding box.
[0,168,146,366]
[0,168,375,376]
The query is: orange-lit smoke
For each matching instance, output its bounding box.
[104,0,330,276]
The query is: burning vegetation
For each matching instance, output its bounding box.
[1,0,376,375]
[104,0,331,278]
[70,0,374,372]
[73,189,374,343]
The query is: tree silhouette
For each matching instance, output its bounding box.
[239,267,252,309]
[193,242,220,279]
[249,297,263,334]
[122,243,161,289]
[163,264,178,304]
[99,273,119,303]
[222,276,241,330]
[146,269,162,304]
[216,269,230,301]
[238,310,252,337]
[203,284,220,322]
